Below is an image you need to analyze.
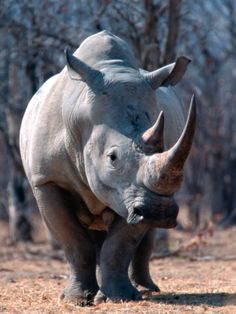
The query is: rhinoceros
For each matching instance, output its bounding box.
[20,30,196,305]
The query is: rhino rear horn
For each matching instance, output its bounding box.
[141,111,165,153]
[144,56,191,90]
[65,49,103,88]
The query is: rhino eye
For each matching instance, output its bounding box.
[106,147,120,168]
[109,153,117,162]
[107,151,118,167]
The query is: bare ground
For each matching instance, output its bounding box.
[0,216,236,314]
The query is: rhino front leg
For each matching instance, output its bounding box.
[34,184,98,305]
[129,230,160,293]
[95,217,149,303]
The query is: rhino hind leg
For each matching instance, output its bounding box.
[129,230,160,293]
[95,217,149,303]
[34,184,98,306]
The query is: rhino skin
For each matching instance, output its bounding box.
[20,30,196,305]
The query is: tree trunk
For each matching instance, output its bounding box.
[163,0,182,65]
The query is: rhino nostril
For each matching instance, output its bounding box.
[133,206,144,217]
[127,206,144,225]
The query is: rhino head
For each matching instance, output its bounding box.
[64,48,196,229]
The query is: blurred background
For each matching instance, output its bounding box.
[0,0,236,244]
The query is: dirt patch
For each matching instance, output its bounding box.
[0,218,236,314]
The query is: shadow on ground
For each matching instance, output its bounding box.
[149,293,236,307]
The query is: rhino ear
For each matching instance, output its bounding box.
[144,56,191,90]
[65,48,102,87]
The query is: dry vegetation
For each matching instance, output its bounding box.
[0,214,236,314]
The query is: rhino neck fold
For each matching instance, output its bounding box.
[96,59,138,71]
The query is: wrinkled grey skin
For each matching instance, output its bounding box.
[20,31,195,305]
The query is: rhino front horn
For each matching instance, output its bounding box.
[165,95,196,171]
[142,95,196,195]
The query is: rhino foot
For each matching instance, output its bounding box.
[133,279,160,293]
[60,283,97,306]
[94,283,142,304]
[94,290,106,304]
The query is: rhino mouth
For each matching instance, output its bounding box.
[127,202,179,229]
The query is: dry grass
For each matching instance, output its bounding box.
[0,218,236,314]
